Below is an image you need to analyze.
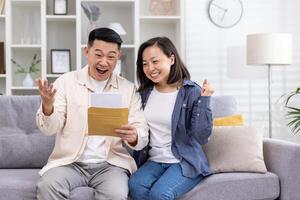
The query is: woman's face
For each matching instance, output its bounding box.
[142,45,174,85]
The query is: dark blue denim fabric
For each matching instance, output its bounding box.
[133,80,213,178]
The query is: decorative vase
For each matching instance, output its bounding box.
[22,73,34,87]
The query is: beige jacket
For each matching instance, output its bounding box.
[36,66,149,176]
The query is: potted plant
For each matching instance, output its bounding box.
[11,53,40,87]
[284,87,300,134]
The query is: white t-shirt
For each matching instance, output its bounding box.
[77,77,109,163]
[144,86,180,163]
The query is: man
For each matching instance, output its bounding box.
[35,28,149,200]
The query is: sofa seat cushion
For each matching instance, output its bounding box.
[179,172,279,200]
[0,132,54,168]
[0,169,94,200]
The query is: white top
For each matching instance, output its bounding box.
[77,77,108,164]
[145,87,180,163]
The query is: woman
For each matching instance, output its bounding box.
[129,37,214,200]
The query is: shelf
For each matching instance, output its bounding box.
[11,0,41,6]
[81,0,135,2]
[11,44,42,49]
[80,1,134,45]
[122,44,135,48]
[11,86,38,90]
[140,16,181,20]
[12,0,41,2]
[2,0,184,95]
[80,44,135,48]
[46,15,76,22]
[46,74,61,78]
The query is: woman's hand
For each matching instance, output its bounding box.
[201,79,214,96]
[115,125,138,146]
[36,78,57,116]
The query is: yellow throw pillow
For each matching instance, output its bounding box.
[213,114,244,126]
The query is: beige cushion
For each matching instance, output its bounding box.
[203,126,267,173]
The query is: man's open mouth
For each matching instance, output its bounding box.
[96,68,108,74]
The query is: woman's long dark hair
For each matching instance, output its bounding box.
[136,37,190,92]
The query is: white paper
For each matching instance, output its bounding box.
[91,93,122,108]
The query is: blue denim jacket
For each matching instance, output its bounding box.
[133,79,212,178]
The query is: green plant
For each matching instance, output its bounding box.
[284,87,300,134]
[11,53,40,74]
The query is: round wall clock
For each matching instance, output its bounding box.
[208,0,243,28]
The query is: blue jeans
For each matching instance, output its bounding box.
[129,161,204,200]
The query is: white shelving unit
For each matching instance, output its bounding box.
[0,0,185,95]
[0,13,5,95]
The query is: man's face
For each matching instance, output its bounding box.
[85,40,120,81]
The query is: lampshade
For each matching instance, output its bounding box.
[247,33,292,65]
[108,22,126,35]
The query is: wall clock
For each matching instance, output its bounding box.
[208,0,243,28]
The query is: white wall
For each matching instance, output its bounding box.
[185,0,300,143]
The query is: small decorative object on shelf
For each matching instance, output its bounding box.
[51,49,71,74]
[0,0,5,15]
[149,0,175,16]
[81,2,101,43]
[0,42,5,74]
[54,0,68,15]
[11,53,40,87]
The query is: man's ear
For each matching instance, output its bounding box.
[118,50,123,60]
[84,47,89,58]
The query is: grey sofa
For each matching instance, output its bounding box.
[0,95,299,200]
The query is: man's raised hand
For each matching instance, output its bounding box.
[36,78,57,116]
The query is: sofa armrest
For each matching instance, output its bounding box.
[263,138,300,200]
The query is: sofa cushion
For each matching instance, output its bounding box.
[0,96,55,168]
[0,169,39,200]
[179,172,279,200]
[203,126,267,173]
[211,96,237,118]
[0,169,94,200]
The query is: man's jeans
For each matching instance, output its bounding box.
[129,161,204,200]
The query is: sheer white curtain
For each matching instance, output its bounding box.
[185,0,300,143]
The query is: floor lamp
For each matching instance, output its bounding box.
[247,33,292,138]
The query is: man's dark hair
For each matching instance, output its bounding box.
[88,27,123,49]
[136,37,190,92]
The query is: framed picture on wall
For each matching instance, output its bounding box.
[51,49,71,74]
[53,0,68,15]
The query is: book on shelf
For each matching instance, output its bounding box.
[0,42,5,74]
